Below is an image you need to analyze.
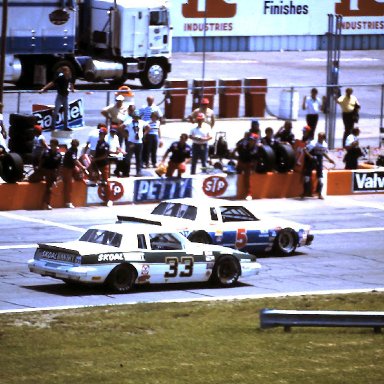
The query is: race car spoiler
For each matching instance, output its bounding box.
[116,215,162,226]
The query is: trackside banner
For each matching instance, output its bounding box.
[171,0,384,36]
[352,170,384,193]
[32,98,85,130]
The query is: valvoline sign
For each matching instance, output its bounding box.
[203,175,228,197]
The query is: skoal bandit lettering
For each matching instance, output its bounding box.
[264,0,309,15]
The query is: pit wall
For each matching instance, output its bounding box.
[1,168,383,211]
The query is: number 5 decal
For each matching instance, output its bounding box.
[235,228,248,249]
[165,256,194,278]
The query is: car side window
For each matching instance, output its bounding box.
[210,207,218,221]
[137,234,147,249]
[149,233,183,250]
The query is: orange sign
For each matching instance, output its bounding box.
[336,0,384,17]
[182,0,237,18]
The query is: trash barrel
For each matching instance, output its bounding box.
[244,78,268,117]
[164,79,189,119]
[279,89,300,120]
[191,79,217,111]
[218,79,242,118]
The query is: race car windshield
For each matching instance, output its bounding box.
[79,229,122,248]
[151,202,197,220]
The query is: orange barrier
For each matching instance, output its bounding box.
[0,181,87,210]
[326,170,352,195]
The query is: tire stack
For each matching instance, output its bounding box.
[254,143,296,173]
[8,113,37,164]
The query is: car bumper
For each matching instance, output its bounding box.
[240,260,262,278]
[28,259,109,284]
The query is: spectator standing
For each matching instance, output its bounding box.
[31,125,49,168]
[344,127,363,170]
[107,127,126,177]
[91,127,112,206]
[337,88,360,148]
[84,123,107,157]
[189,112,212,174]
[302,132,335,200]
[139,96,164,123]
[302,88,323,140]
[62,139,86,208]
[123,110,148,177]
[39,65,74,131]
[0,102,8,152]
[29,139,62,210]
[188,97,215,128]
[274,121,295,146]
[161,133,191,178]
[101,95,128,143]
[234,132,259,200]
[142,111,162,168]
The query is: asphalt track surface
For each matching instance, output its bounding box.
[0,194,383,313]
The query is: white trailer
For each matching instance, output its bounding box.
[2,0,172,88]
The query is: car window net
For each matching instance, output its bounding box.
[151,202,197,220]
[220,206,259,222]
[149,233,183,250]
[79,229,122,248]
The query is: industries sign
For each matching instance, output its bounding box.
[171,0,384,36]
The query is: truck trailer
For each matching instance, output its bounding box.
[1,0,172,88]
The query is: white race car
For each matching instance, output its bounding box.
[28,223,261,293]
[118,198,314,256]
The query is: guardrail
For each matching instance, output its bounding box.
[260,308,384,333]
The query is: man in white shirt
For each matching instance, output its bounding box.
[302,88,323,140]
[189,112,212,174]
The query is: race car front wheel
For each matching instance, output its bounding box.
[210,255,240,287]
[107,264,137,293]
[273,228,297,255]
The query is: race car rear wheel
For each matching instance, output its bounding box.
[188,230,213,244]
[107,264,137,293]
[210,255,241,287]
[273,228,297,255]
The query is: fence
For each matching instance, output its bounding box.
[3,82,384,149]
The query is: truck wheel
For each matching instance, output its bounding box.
[1,153,24,183]
[140,62,166,89]
[210,255,241,287]
[106,264,137,293]
[188,230,213,244]
[273,228,298,255]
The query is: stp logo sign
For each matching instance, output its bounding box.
[182,0,237,18]
[336,0,384,16]
[203,176,228,197]
[98,181,124,202]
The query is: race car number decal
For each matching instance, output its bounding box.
[235,228,248,249]
[164,256,194,278]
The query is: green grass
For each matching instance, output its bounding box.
[1,292,383,384]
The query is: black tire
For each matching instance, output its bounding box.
[188,230,213,244]
[210,255,241,287]
[256,145,276,173]
[274,143,296,173]
[106,264,137,293]
[9,114,37,128]
[140,61,167,89]
[8,138,34,153]
[273,227,298,255]
[9,126,36,141]
[1,153,24,183]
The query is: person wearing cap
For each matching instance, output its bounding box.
[122,110,148,177]
[234,131,259,201]
[161,133,191,178]
[39,65,74,131]
[189,112,212,174]
[188,97,215,128]
[31,125,49,169]
[302,87,323,140]
[28,138,63,210]
[139,96,164,124]
[91,128,113,206]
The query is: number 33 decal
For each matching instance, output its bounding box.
[165,256,194,278]
[235,228,248,249]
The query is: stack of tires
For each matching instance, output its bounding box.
[255,143,296,173]
[8,114,37,164]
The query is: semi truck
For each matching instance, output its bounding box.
[1,0,172,88]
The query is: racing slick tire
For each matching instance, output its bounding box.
[273,227,298,255]
[106,264,137,293]
[255,145,276,173]
[1,152,24,183]
[274,143,296,173]
[187,230,213,244]
[210,255,241,287]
